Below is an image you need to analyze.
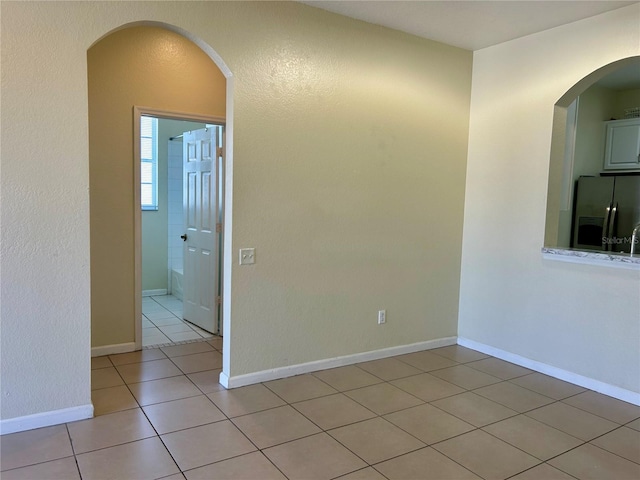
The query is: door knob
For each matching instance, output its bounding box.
[181,234,187,241]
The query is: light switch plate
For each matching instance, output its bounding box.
[239,248,255,265]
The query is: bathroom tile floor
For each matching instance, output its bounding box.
[143,295,214,347]
[2,344,639,479]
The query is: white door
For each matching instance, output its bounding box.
[182,127,221,333]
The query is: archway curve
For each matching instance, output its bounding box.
[87,22,234,382]
[545,55,640,247]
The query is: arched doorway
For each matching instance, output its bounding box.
[87,23,232,370]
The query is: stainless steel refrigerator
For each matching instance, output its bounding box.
[572,175,640,253]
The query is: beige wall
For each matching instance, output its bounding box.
[1,1,471,421]
[614,88,640,118]
[89,26,226,347]
[460,4,640,396]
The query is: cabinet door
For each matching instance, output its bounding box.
[603,119,640,171]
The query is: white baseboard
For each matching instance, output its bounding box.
[221,336,457,389]
[0,404,93,435]
[142,289,168,297]
[458,337,640,406]
[91,342,136,357]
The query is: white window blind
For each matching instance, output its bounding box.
[140,116,158,210]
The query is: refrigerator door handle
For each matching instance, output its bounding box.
[606,202,618,252]
[602,203,613,251]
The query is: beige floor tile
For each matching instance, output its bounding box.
[590,426,640,464]
[627,418,640,431]
[187,369,225,394]
[467,358,533,380]
[328,417,425,465]
[562,390,640,424]
[159,474,186,480]
[0,425,73,471]
[143,334,171,347]
[91,385,139,415]
[161,420,256,471]
[76,436,179,480]
[390,372,465,402]
[142,395,226,434]
[91,356,113,369]
[184,451,286,480]
[431,392,518,427]
[264,374,337,403]
[374,447,482,480]
[67,408,155,454]
[207,336,223,350]
[208,383,286,417]
[312,365,382,391]
[356,358,423,381]
[510,373,586,400]
[0,456,80,480]
[549,443,640,480]
[170,351,222,374]
[345,382,424,415]
[395,350,459,371]
[231,405,321,449]
[91,366,124,390]
[430,345,489,363]
[383,403,475,445]
[144,310,178,320]
[115,358,183,383]
[129,375,202,406]
[508,463,576,480]
[338,467,388,480]
[264,432,367,480]
[430,365,502,390]
[483,414,583,461]
[108,348,167,366]
[474,381,555,412]
[526,402,618,441]
[293,393,377,430]
[433,429,539,480]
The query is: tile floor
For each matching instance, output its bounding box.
[2,344,640,479]
[142,295,214,347]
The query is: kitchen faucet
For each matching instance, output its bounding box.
[632,223,640,257]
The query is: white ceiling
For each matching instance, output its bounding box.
[301,1,637,51]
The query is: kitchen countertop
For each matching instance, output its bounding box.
[542,247,640,270]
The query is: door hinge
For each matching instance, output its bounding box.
[216,146,223,158]
[216,295,222,305]
[216,223,222,233]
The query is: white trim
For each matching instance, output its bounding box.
[222,337,457,389]
[458,337,640,406]
[0,404,93,435]
[142,289,168,297]
[91,342,136,357]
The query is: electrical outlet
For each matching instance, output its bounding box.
[378,310,386,325]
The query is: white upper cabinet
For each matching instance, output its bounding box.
[603,118,640,171]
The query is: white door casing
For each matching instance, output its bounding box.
[183,127,221,333]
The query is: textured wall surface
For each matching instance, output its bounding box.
[460,5,640,394]
[1,1,471,420]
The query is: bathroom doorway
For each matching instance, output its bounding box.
[139,113,225,348]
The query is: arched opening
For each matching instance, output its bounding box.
[87,23,233,375]
[544,56,640,250]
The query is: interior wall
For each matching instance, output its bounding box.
[1,0,471,422]
[614,88,640,118]
[460,4,640,396]
[89,26,226,347]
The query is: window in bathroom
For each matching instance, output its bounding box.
[140,115,158,210]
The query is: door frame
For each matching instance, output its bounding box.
[133,106,226,349]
